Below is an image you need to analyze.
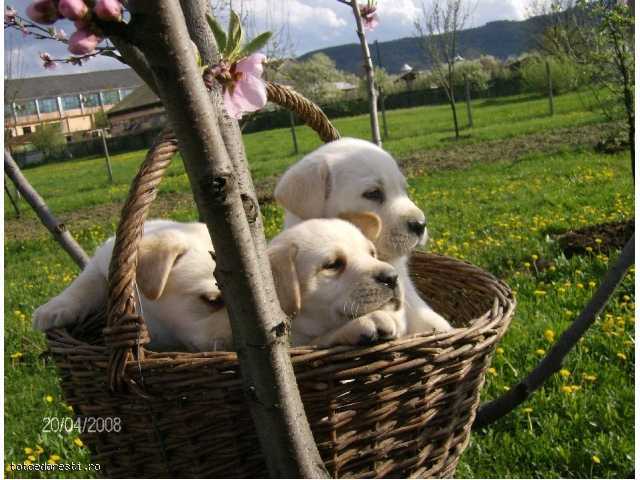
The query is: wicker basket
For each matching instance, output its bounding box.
[45,82,516,478]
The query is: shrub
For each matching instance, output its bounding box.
[29,123,66,160]
[520,56,583,95]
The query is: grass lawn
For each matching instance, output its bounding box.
[4,90,634,478]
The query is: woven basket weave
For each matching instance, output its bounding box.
[45,81,515,478]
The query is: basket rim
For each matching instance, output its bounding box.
[47,251,516,362]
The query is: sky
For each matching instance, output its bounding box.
[4,0,529,78]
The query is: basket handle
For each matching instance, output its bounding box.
[104,82,340,391]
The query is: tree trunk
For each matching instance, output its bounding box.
[545,60,554,116]
[464,74,473,128]
[122,2,328,477]
[449,96,460,139]
[4,149,89,269]
[350,0,382,146]
[289,110,299,154]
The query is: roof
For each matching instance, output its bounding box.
[5,68,143,102]
[107,83,161,117]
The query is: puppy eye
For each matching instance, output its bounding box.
[362,188,385,203]
[200,293,224,309]
[322,258,345,271]
[370,249,377,258]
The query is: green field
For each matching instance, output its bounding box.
[4,91,634,478]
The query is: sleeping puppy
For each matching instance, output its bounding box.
[274,137,453,335]
[33,215,404,350]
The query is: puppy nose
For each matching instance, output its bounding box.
[375,270,398,289]
[407,220,426,236]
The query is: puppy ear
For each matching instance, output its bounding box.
[274,155,330,219]
[268,243,301,316]
[136,231,188,301]
[339,211,382,241]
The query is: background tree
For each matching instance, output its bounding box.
[415,0,474,139]
[279,53,348,103]
[527,0,634,173]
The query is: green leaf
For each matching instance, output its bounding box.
[238,31,272,58]
[225,10,243,60]
[206,14,227,54]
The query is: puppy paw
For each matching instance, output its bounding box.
[32,297,83,331]
[341,311,399,347]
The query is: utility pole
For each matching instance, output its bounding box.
[545,60,554,116]
[464,74,473,128]
[100,129,114,183]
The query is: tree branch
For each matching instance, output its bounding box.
[349,0,382,146]
[473,234,635,429]
[4,149,89,269]
[123,2,327,477]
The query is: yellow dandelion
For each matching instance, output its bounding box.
[45,395,53,403]
[557,287,566,294]
[623,295,631,302]
[531,254,539,260]
[47,459,56,465]
[535,349,546,356]
[23,448,33,455]
[549,265,556,272]
[35,445,44,455]
[503,386,510,391]
[586,246,593,252]
[487,367,497,376]
[617,352,627,361]
[588,281,596,288]
[49,454,61,462]
[559,369,570,378]
[595,238,602,244]
[73,437,84,448]
[496,347,504,354]
[592,455,601,464]
[534,290,547,297]
[27,455,35,462]
[522,407,533,413]
[10,352,23,360]
[524,262,531,268]
[570,385,581,392]
[577,283,584,289]
[582,374,597,382]
[24,460,32,466]
[544,329,555,342]
[561,385,573,394]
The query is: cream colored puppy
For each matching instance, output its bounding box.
[275,137,452,334]
[270,215,404,347]
[33,216,404,350]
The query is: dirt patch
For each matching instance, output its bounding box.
[557,219,634,257]
[398,123,609,175]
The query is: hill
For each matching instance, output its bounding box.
[299,15,549,74]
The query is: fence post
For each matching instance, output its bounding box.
[100,129,114,183]
[545,60,554,116]
[375,40,389,140]
[288,110,299,154]
[4,179,20,217]
[464,74,473,128]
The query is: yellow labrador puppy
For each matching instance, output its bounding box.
[275,137,453,335]
[33,216,403,350]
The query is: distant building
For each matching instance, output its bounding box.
[4,68,143,142]
[106,83,166,136]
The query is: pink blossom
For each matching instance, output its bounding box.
[68,28,102,55]
[94,0,122,21]
[222,54,267,120]
[359,5,379,31]
[4,6,17,23]
[39,52,56,69]
[58,0,88,21]
[54,28,67,40]
[26,0,58,25]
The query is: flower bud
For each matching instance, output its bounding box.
[94,0,122,21]
[58,0,88,21]
[26,0,58,25]
[68,28,102,55]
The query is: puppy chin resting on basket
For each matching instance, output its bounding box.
[33,214,407,351]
